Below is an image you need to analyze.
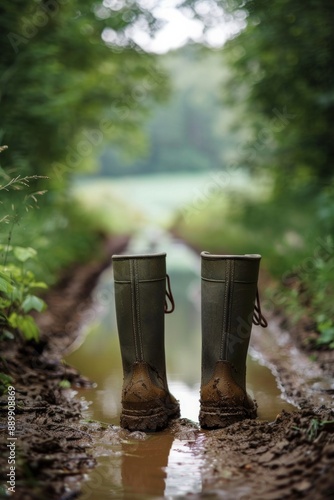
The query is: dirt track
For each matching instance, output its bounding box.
[0,235,334,499]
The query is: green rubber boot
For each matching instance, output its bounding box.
[199,252,267,429]
[112,252,180,432]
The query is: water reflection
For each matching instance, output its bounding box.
[122,433,174,498]
[164,438,204,497]
[66,228,296,498]
[79,430,204,500]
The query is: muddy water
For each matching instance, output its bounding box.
[66,230,296,499]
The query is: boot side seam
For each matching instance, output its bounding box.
[220,260,235,360]
[130,260,144,362]
[134,259,144,361]
[130,260,139,361]
[226,261,235,359]
[220,261,229,360]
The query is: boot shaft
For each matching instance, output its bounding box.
[201,252,261,389]
[112,253,168,382]
[112,253,180,431]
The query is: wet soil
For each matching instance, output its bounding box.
[0,235,129,499]
[1,235,334,499]
[186,407,334,499]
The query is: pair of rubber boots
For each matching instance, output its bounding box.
[112,251,267,432]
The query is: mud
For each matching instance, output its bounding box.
[1,234,334,499]
[0,235,129,499]
[190,407,334,499]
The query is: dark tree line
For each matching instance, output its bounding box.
[222,0,334,192]
[0,0,168,188]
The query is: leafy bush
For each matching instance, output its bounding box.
[268,236,334,346]
[0,245,47,342]
[0,146,48,342]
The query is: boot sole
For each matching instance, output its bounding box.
[121,403,180,432]
[199,405,257,429]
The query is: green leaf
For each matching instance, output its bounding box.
[0,297,11,310]
[8,312,18,328]
[13,246,37,262]
[30,281,48,290]
[8,312,40,341]
[0,270,13,282]
[21,294,46,313]
[59,380,71,389]
[0,373,13,387]
[316,317,334,346]
[0,312,7,323]
[0,276,13,294]
[0,245,12,253]
[10,286,22,302]
[0,372,14,397]
[317,327,334,346]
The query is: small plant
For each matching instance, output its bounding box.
[315,315,334,348]
[0,245,48,341]
[292,418,334,441]
[267,236,334,349]
[0,372,14,394]
[59,379,71,389]
[306,418,334,441]
[0,145,48,342]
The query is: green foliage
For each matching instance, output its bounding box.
[0,245,47,341]
[0,146,103,286]
[223,0,334,188]
[58,379,71,389]
[0,150,48,342]
[0,1,169,186]
[268,233,334,347]
[177,0,334,348]
[0,1,173,314]
[316,317,334,348]
[0,152,48,247]
[0,372,14,395]
[98,46,238,176]
[293,418,334,441]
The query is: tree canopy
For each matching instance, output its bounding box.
[0,0,168,186]
[222,0,334,191]
[2,0,334,191]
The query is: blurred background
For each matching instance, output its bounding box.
[1,0,334,348]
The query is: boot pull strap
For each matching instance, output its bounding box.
[164,274,175,314]
[253,289,268,327]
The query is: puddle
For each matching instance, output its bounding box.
[66,229,296,498]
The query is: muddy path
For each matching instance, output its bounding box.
[0,235,129,500]
[1,234,334,499]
